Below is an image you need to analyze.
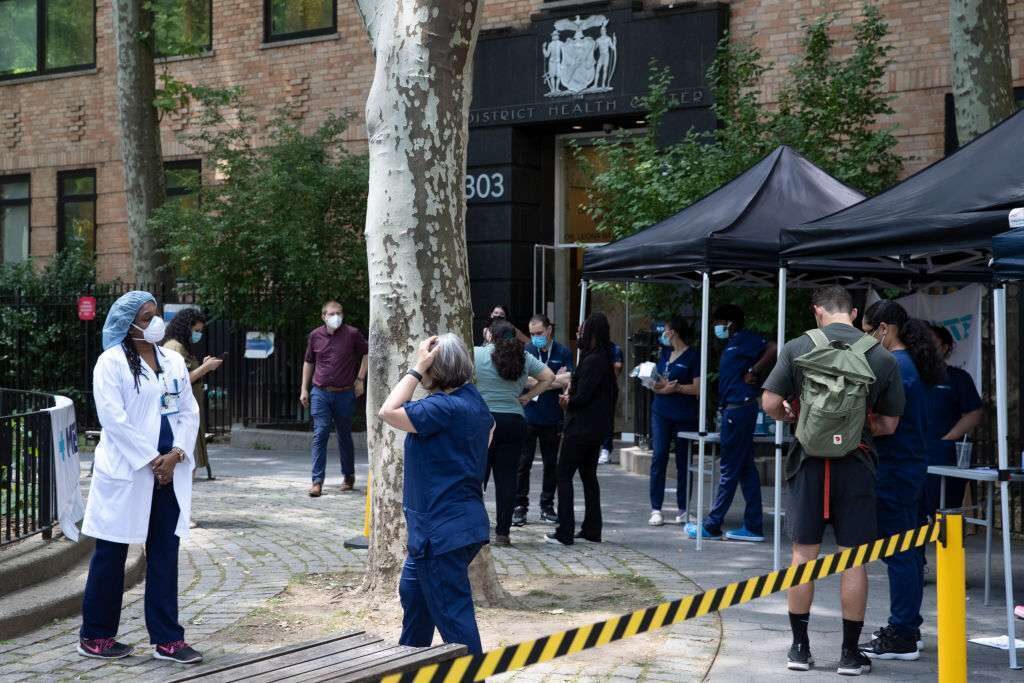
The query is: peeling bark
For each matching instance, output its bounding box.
[950,0,1015,145]
[112,0,169,287]
[356,0,508,603]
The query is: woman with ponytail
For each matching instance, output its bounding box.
[474,319,554,546]
[859,300,944,661]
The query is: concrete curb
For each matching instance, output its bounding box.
[230,425,368,453]
[0,543,145,641]
[0,534,94,598]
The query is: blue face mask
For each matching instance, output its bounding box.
[714,324,730,340]
[191,330,203,344]
[531,335,548,350]
[659,332,671,347]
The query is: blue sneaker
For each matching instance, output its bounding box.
[684,523,722,540]
[725,527,765,542]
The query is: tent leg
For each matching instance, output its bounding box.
[773,268,787,571]
[577,279,589,364]
[994,285,1019,669]
[696,271,711,552]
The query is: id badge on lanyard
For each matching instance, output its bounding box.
[160,373,182,416]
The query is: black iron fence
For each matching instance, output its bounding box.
[0,389,57,546]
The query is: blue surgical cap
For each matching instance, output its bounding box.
[102,291,157,350]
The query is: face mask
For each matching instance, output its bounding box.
[191,330,203,344]
[325,314,343,330]
[714,324,730,340]
[531,335,548,350]
[133,316,166,344]
[659,332,672,347]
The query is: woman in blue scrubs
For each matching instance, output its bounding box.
[921,325,983,516]
[859,301,946,661]
[648,317,700,526]
[379,334,496,655]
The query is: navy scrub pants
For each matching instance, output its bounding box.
[399,543,483,655]
[80,481,185,645]
[704,402,763,535]
[649,413,692,512]
[877,464,927,638]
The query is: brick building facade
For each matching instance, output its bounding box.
[1,0,1023,286]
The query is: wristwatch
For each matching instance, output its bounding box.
[406,368,423,382]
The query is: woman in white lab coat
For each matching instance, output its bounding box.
[77,291,203,665]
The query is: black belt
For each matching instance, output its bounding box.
[721,402,753,411]
[316,384,354,393]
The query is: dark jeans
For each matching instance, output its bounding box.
[878,466,927,638]
[399,543,483,655]
[311,387,355,483]
[704,403,763,535]
[555,432,603,543]
[487,412,527,536]
[515,423,561,512]
[81,482,184,645]
[650,412,693,512]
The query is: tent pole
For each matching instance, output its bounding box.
[577,279,589,365]
[994,285,1019,669]
[773,268,787,571]
[696,271,711,552]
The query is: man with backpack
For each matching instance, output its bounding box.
[762,286,904,676]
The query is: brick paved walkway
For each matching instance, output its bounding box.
[0,447,719,682]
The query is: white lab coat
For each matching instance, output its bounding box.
[82,345,200,544]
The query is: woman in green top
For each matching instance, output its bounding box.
[474,319,554,546]
[161,310,223,479]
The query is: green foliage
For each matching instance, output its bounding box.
[149,0,211,58]
[582,5,900,331]
[148,89,370,339]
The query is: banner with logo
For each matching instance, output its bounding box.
[868,284,983,388]
[46,395,85,541]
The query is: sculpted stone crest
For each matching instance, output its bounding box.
[543,15,618,97]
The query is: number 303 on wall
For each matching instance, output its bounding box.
[465,172,505,200]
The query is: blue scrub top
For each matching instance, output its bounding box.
[717,329,767,406]
[652,346,700,425]
[876,350,931,469]
[403,384,493,558]
[926,366,982,466]
[524,340,574,427]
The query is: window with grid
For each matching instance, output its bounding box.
[0,0,95,80]
[165,160,201,211]
[154,0,212,57]
[58,169,96,254]
[1,175,30,264]
[264,0,336,42]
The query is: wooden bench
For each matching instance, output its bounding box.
[167,631,466,683]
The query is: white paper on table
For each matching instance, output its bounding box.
[968,635,1024,650]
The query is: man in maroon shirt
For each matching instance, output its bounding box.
[300,301,369,497]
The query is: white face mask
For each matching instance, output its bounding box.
[133,316,166,344]
[325,314,343,330]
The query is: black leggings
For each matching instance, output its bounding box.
[487,412,527,536]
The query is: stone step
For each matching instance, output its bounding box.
[230,424,368,453]
[0,534,94,598]
[0,544,145,640]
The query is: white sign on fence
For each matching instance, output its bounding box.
[46,395,85,541]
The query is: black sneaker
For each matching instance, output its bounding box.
[872,623,923,649]
[859,629,919,661]
[78,637,134,659]
[540,509,558,524]
[786,642,814,671]
[154,640,204,664]
[837,648,872,675]
[574,532,601,543]
[544,532,571,546]
[511,507,527,527]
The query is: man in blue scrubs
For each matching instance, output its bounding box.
[687,304,776,541]
[513,315,573,526]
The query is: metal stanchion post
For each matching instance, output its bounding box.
[343,471,372,549]
[936,512,967,683]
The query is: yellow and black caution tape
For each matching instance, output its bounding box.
[382,520,943,683]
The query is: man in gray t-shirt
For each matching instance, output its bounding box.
[761,286,904,675]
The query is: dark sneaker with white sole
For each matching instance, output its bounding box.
[786,642,814,671]
[511,507,527,527]
[78,638,134,659]
[837,648,872,675]
[872,624,923,649]
[859,629,919,660]
[154,641,204,664]
[540,509,558,524]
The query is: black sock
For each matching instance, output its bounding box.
[789,612,810,646]
[842,619,864,651]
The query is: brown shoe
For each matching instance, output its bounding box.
[340,476,355,492]
[493,534,511,547]
[309,482,323,497]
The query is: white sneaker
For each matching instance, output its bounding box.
[675,512,686,524]
[648,510,664,526]
[598,449,610,464]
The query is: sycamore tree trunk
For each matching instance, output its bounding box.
[950,0,1015,144]
[112,0,169,287]
[355,0,507,603]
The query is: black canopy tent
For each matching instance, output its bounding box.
[780,108,1024,670]
[581,146,865,568]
